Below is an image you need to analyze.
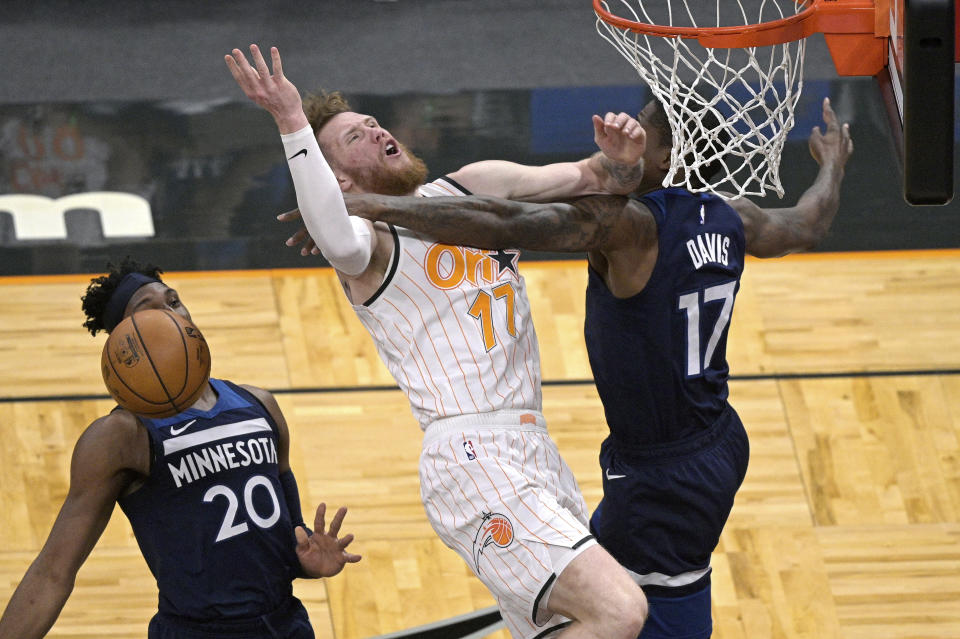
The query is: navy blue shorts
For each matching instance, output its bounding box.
[641,585,713,639]
[590,407,749,591]
[148,597,314,639]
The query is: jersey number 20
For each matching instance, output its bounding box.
[203,474,282,542]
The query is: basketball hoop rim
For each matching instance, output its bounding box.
[593,0,878,48]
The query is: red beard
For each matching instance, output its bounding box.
[351,143,429,196]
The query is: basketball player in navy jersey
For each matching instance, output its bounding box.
[342,97,853,639]
[0,258,361,639]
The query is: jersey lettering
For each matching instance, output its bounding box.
[686,233,730,269]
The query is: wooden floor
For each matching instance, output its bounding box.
[1,250,959,639]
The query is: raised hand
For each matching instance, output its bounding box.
[809,98,853,171]
[295,502,361,578]
[225,44,308,134]
[593,111,646,166]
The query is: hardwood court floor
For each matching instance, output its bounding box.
[1,250,959,639]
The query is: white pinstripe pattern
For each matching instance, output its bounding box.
[352,178,542,429]
[351,179,588,638]
[419,415,594,639]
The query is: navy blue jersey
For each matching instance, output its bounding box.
[118,378,300,621]
[584,188,746,450]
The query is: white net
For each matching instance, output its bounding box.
[596,0,809,198]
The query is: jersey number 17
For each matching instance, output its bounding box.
[677,280,736,377]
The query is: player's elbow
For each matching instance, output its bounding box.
[321,242,372,276]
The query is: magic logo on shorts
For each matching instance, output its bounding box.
[472,512,514,569]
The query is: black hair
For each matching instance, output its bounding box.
[81,257,164,336]
[650,95,731,190]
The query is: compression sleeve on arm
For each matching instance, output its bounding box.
[280,126,372,276]
[278,469,307,531]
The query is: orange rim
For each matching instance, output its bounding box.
[593,0,877,48]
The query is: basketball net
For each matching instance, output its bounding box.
[596,0,809,198]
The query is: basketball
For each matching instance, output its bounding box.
[101,309,211,417]
[486,516,513,547]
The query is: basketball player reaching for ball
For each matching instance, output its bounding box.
[225,45,648,639]
[0,258,361,639]
[343,97,854,639]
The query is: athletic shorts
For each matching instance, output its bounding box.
[590,406,749,594]
[148,596,313,639]
[420,410,597,639]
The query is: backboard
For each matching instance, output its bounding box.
[878,0,957,205]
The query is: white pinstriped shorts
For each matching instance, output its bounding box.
[420,410,597,639]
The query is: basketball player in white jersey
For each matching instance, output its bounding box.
[226,44,648,639]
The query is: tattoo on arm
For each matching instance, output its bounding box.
[365,194,641,253]
[598,152,644,192]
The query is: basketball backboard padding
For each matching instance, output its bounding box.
[901,0,955,205]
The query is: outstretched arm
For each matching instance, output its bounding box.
[240,385,361,578]
[448,112,645,201]
[0,417,141,639]
[345,192,643,253]
[225,44,375,276]
[728,98,854,258]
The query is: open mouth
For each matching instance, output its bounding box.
[385,142,399,157]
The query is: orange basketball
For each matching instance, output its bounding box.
[101,309,211,417]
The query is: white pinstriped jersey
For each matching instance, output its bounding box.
[352,177,543,429]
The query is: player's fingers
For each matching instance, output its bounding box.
[285,227,310,246]
[249,44,271,80]
[614,112,634,130]
[337,533,355,549]
[328,506,347,537]
[343,552,362,563]
[622,117,643,140]
[822,97,838,128]
[231,48,260,82]
[592,114,606,139]
[226,49,255,88]
[294,526,310,549]
[277,208,302,221]
[224,54,243,82]
[271,46,284,78]
[313,502,327,534]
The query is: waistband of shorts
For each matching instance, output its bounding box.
[609,405,736,462]
[156,596,299,635]
[423,410,547,447]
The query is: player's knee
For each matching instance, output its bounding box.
[580,578,647,639]
[607,581,647,639]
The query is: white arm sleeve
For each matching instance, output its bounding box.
[280,126,372,276]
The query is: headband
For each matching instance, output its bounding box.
[103,272,160,332]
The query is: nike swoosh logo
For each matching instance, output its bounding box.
[288,148,307,160]
[170,419,197,436]
[605,468,627,480]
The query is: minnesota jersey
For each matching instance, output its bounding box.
[118,379,300,621]
[353,176,542,429]
[585,188,746,449]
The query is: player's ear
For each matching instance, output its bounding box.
[654,145,672,171]
[335,172,354,193]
